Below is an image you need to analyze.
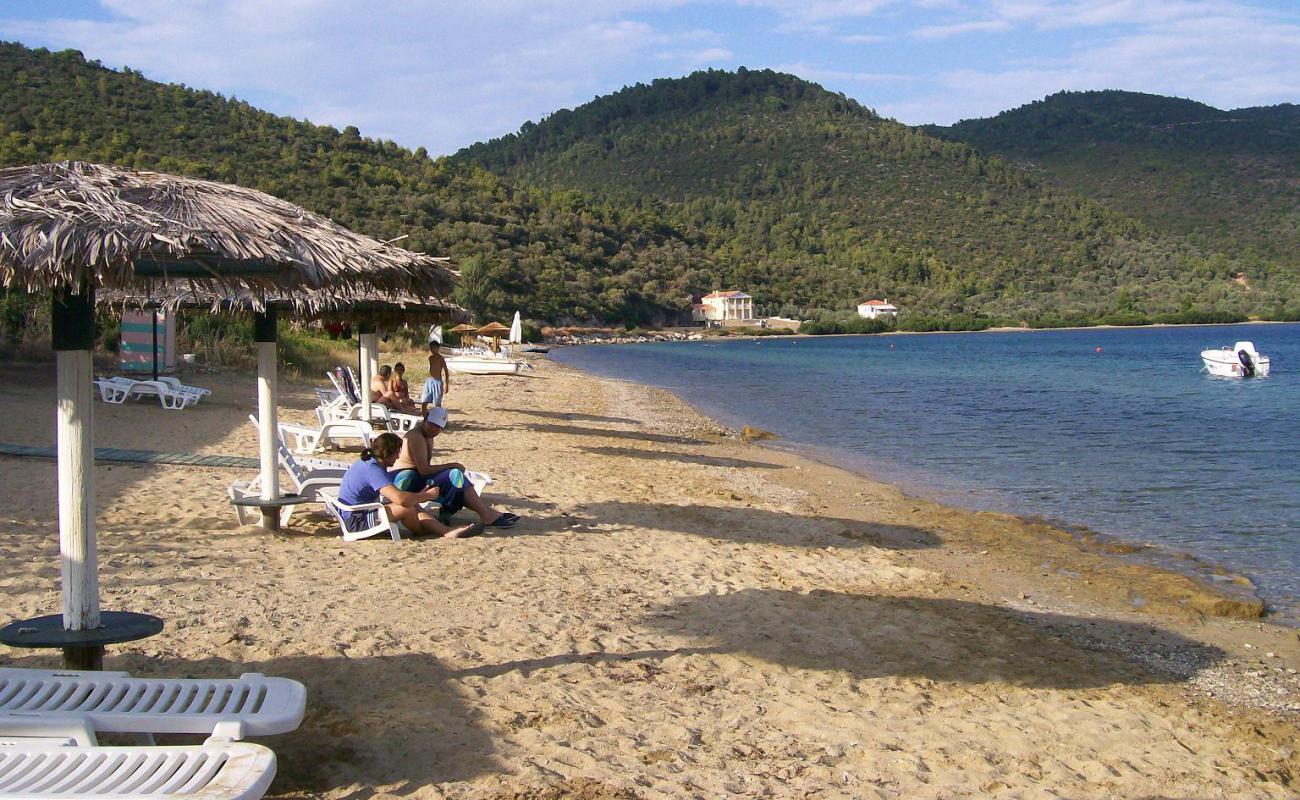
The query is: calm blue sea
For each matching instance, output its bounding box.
[553,324,1300,618]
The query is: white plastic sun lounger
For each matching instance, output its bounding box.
[125,381,200,410]
[155,377,210,400]
[94,377,138,404]
[229,418,350,525]
[0,668,305,741]
[324,370,420,432]
[0,723,276,800]
[281,415,372,454]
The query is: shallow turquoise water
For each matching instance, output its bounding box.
[554,324,1300,617]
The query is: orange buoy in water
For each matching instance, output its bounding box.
[1095,347,1103,353]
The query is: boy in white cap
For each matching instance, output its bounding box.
[390,407,519,528]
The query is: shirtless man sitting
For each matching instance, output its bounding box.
[390,407,520,529]
[370,364,418,414]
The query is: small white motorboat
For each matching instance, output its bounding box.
[1201,341,1271,377]
[445,354,529,375]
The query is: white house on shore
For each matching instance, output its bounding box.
[857,298,899,320]
[692,290,755,326]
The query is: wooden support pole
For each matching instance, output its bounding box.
[52,284,100,669]
[254,310,280,531]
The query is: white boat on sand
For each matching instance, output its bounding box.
[1201,341,1271,377]
[445,354,529,375]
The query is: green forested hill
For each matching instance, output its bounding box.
[2,43,1298,326]
[0,42,716,325]
[460,70,1299,321]
[925,90,1300,269]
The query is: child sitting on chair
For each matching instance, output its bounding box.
[393,362,412,405]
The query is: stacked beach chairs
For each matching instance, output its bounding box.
[0,667,306,800]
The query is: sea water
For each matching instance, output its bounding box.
[553,324,1300,618]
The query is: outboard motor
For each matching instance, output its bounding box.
[1237,349,1255,377]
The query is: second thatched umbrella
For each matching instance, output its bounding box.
[449,323,479,349]
[477,321,511,354]
[0,160,456,667]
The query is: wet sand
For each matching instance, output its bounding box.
[0,355,1297,799]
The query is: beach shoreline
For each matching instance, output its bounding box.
[1,356,1298,798]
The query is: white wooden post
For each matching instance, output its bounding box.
[51,286,99,661]
[254,310,280,530]
[56,349,97,630]
[358,327,374,424]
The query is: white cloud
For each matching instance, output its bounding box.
[882,5,1300,124]
[0,0,1294,149]
[0,0,722,154]
[912,19,1011,38]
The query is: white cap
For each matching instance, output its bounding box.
[425,407,448,428]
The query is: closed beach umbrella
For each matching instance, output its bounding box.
[509,311,523,345]
[0,161,456,667]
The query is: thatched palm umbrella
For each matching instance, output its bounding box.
[449,323,478,349]
[0,161,456,667]
[477,321,511,354]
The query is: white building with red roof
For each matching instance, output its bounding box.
[856,298,899,319]
[692,290,754,325]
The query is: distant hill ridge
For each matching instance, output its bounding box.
[459,73,1299,321]
[1,43,1297,325]
[925,90,1300,266]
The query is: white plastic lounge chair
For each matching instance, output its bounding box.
[156,376,211,401]
[280,415,372,454]
[324,369,420,432]
[126,380,200,410]
[228,452,346,526]
[229,418,350,525]
[0,721,276,800]
[0,668,305,741]
[318,486,403,542]
[94,377,138,404]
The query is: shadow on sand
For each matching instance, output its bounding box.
[523,422,701,446]
[644,589,1223,689]
[577,444,779,470]
[493,407,641,426]
[528,500,942,550]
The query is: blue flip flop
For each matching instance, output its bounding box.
[489,512,520,529]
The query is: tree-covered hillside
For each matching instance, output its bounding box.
[460,70,1299,321]
[0,42,716,325]
[926,90,1300,269]
[2,44,1297,325]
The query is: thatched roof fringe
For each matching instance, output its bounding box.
[96,284,470,324]
[0,161,457,313]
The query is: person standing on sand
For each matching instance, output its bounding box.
[336,433,482,538]
[391,407,519,529]
[420,341,451,415]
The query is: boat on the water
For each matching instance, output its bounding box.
[445,354,529,375]
[1201,341,1271,377]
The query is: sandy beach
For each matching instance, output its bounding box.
[1,353,1298,799]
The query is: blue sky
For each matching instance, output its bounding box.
[3,1,1297,156]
